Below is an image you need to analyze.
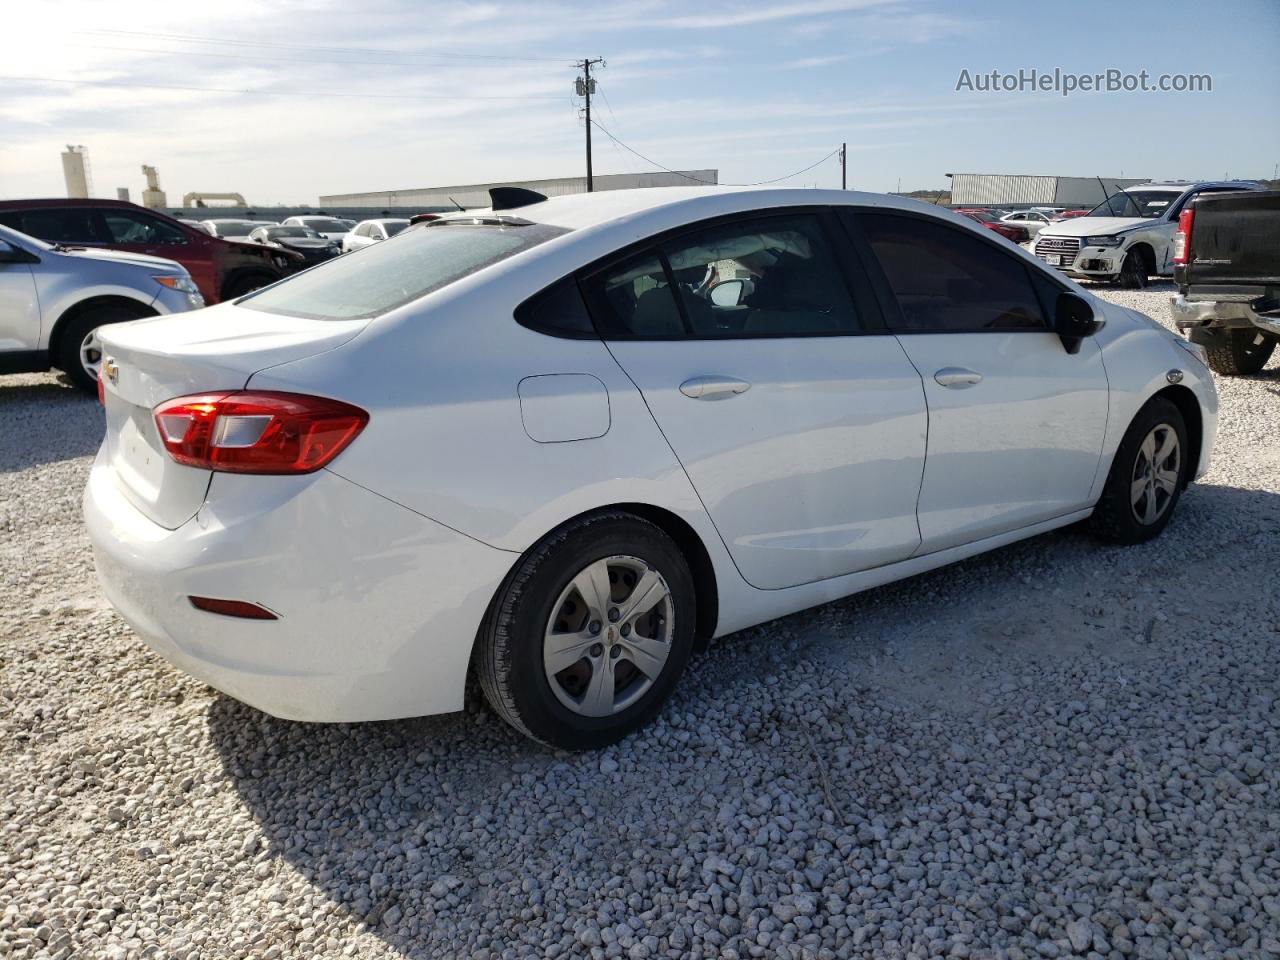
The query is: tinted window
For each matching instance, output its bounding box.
[385,222,408,237]
[857,212,1046,332]
[102,212,187,244]
[241,221,568,320]
[0,208,102,243]
[515,277,596,339]
[585,213,860,339]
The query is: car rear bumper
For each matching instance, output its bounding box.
[1171,293,1280,338]
[83,451,516,722]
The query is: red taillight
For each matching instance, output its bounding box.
[96,368,105,406]
[1173,208,1195,266]
[153,391,368,474]
[189,596,278,620]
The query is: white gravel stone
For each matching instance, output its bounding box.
[2,282,1277,958]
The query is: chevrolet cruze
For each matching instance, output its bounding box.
[85,187,1217,749]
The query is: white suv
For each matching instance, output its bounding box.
[1033,181,1264,287]
[0,224,202,391]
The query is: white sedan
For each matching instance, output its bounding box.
[342,218,410,253]
[999,209,1056,237]
[85,187,1217,749]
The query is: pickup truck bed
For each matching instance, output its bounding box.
[1172,190,1280,375]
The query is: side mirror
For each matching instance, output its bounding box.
[0,239,37,264]
[709,279,744,307]
[1055,291,1104,354]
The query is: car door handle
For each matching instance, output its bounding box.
[934,367,983,388]
[679,376,751,400]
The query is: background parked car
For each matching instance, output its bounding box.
[342,218,410,252]
[959,210,1030,244]
[279,216,355,243]
[0,199,300,304]
[248,225,342,265]
[0,223,201,391]
[1033,180,1265,288]
[200,219,277,242]
[999,210,1055,237]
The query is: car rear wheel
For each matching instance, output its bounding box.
[1204,329,1276,376]
[56,302,152,393]
[476,511,696,750]
[1089,397,1188,544]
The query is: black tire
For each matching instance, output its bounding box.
[1089,397,1189,545]
[1117,250,1147,289]
[221,272,276,300]
[54,303,152,393]
[476,511,696,750]
[1204,329,1276,376]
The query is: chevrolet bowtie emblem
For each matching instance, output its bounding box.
[103,357,119,385]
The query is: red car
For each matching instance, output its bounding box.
[0,199,302,304]
[959,210,1030,244]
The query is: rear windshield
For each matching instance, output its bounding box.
[301,218,351,232]
[240,221,568,320]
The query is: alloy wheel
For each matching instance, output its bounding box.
[543,555,674,718]
[1130,424,1180,525]
[79,327,103,382]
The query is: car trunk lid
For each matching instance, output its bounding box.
[97,303,368,529]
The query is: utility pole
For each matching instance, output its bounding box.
[840,142,847,189]
[575,58,605,192]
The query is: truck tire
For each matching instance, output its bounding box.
[1204,329,1276,376]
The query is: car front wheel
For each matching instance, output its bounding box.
[476,511,696,750]
[1089,397,1188,544]
[56,303,153,393]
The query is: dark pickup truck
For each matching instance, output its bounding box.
[1171,190,1280,375]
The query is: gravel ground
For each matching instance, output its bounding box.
[2,281,1278,960]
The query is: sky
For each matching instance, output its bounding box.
[2,0,1278,205]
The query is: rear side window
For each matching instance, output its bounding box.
[515,277,596,339]
[241,222,568,320]
[855,212,1046,332]
[0,208,103,244]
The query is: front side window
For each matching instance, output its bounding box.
[584,213,860,339]
[856,212,1046,332]
[241,221,568,319]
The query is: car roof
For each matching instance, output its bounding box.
[437,186,947,232]
[1130,180,1264,192]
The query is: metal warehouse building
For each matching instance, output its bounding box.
[321,170,719,209]
[947,173,1148,207]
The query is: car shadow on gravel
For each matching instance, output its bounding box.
[205,480,1280,958]
[0,376,103,472]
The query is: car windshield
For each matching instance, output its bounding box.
[1086,190,1181,219]
[265,227,321,239]
[301,219,350,232]
[240,221,569,319]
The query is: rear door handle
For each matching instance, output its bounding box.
[679,375,751,400]
[933,367,983,388]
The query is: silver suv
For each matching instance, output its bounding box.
[0,223,203,392]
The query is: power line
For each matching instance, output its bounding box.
[4,75,572,102]
[588,119,841,187]
[76,29,577,63]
